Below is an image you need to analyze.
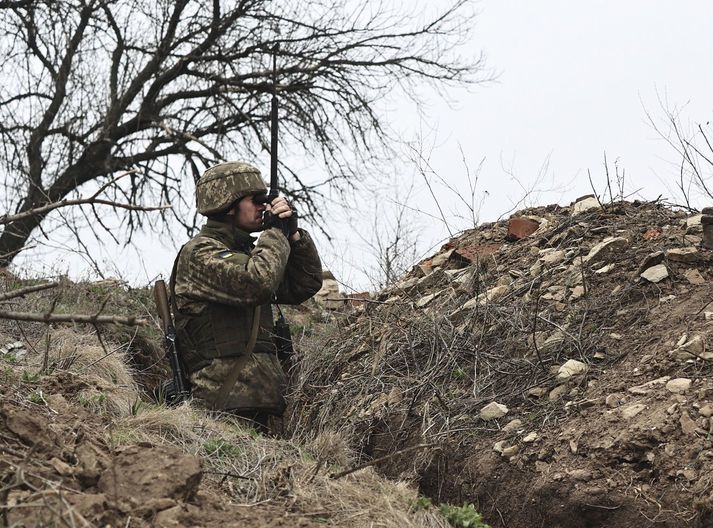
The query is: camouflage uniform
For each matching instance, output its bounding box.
[171,162,322,415]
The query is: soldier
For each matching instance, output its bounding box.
[170,161,322,431]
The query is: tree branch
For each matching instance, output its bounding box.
[0,309,148,326]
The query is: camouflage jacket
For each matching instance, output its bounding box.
[171,220,322,412]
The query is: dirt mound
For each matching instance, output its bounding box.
[0,315,449,526]
[289,200,713,527]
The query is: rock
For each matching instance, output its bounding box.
[671,335,707,360]
[542,285,567,302]
[480,402,509,420]
[686,214,703,228]
[527,387,548,398]
[557,359,588,380]
[549,385,568,401]
[416,291,440,308]
[0,341,27,358]
[637,251,665,274]
[483,284,511,304]
[501,445,520,458]
[583,237,628,264]
[666,378,692,394]
[667,247,699,263]
[680,468,698,481]
[522,432,538,443]
[431,249,455,268]
[699,404,713,418]
[621,404,646,420]
[540,249,566,265]
[507,217,540,240]
[640,264,668,283]
[493,440,507,454]
[606,393,625,408]
[572,196,601,215]
[628,376,671,395]
[684,269,705,285]
[680,412,699,435]
[503,419,523,432]
[496,275,512,287]
[567,469,593,482]
[594,263,615,274]
[570,285,586,300]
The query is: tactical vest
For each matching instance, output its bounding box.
[175,301,275,374]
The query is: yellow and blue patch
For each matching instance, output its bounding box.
[216,250,235,259]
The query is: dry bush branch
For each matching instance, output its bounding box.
[0,282,59,302]
[0,310,147,326]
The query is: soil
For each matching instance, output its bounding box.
[0,372,324,527]
[290,200,713,528]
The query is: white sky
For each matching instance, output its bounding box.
[14,1,713,291]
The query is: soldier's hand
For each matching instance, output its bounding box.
[268,196,300,240]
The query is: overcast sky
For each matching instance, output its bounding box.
[15,1,713,290]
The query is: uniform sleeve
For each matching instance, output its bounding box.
[275,228,323,304]
[176,227,290,308]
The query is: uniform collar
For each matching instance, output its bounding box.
[200,219,256,250]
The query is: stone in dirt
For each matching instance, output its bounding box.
[570,285,586,300]
[680,412,699,435]
[621,403,646,420]
[666,378,692,394]
[606,393,625,408]
[671,336,709,360]
[539,249,566,265]
[666,247,699,263]
[507,216,540,240]
[557,359,588,380]
[594,263,615,274]
[503,419,523,432]
[684,269,705,285]
[583,237,628,264]
[637,251,664,274]
[480,401,509,420]
[698,404,713,418]
[522,432,538,443]
[628,376,671,395]
[527,387,548,398]
[549,385,568,401]
[640,264,668,283]
[572,195,601,215]
[686,214,703,228]
[501,445,520,458]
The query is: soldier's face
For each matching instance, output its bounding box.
[233,193,267,232]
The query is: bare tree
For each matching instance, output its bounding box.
[0,0,483,266]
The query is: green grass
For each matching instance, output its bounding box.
[439,503,491,528]
[202,439,243,458]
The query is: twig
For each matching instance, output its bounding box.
[0,310,148,326]
[0,282,59,302]
[330,443,438,479]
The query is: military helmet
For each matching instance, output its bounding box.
[196,161,267,215]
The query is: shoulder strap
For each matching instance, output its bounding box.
[169,244,186,315]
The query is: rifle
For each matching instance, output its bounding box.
[153,279,190,403]
[262,44,290,236]
[266,43,294,361]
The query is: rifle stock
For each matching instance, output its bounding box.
[153,280,190,403]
